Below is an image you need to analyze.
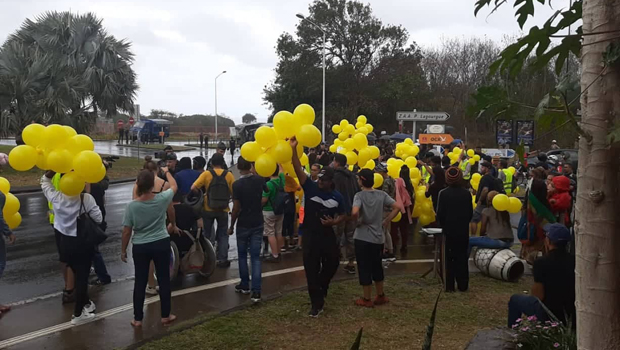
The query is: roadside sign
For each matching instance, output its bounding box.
[129,116,135,125]
[396,111,450,122]
[482,148,516,158]
[419,133,454,145]
[427,124,445,134]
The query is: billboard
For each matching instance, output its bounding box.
[516,120,535,146]
[496,120,514,147]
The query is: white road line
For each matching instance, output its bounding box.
[0,261,432,349]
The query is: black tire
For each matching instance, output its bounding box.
[199,238,216,278]
[169,241,180,282]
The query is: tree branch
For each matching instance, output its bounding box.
[550,29,620,38]
[562,92,592,142]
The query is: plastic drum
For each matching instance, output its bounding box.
[473,248,524,282]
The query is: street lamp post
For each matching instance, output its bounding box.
[296,13,326,143]
[215,70,227,142]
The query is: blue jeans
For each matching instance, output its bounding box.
[236,226,263,293]
[468,236,512,256]
[0,235,6,279]
[508,294,548,328]
[203,211,229,261]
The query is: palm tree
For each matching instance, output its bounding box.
[0,11,138,134]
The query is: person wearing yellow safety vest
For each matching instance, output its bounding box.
[498,159,514,194]
[48,173,76,304]
[420,152,434,183]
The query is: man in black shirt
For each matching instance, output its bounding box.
[291,137,346,318]
[437,167,473,292]
[228,156,265,303]
[508,224,575,327]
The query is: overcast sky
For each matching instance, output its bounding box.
[0,0,571,124]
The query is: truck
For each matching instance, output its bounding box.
[130,118,173,143]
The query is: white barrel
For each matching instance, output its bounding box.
[473,248,524,282]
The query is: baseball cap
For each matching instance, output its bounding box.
[318,167,335,181]
[165,152,177,161]
[358,168,374,183]
[543,223,571,243]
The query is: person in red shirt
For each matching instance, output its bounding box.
[548,176,571,226]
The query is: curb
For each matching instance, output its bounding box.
[11,177,137,195]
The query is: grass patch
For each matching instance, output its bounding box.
[0,145,143,187]
[140,274,531,350]
[115,144,195,152]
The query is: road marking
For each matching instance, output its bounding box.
[0,261,432,349]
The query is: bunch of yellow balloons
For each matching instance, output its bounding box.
[387,138,421,183]
[241,104,319,177]
[9,124,105,196]
[492,193,522,213]
[470,173,482,191]
[0,177,21,229]
[330,115,379,169]
[412,186,436,226]
[394,138,420,161]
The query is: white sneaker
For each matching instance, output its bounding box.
[83,301,96,314]
[71,311,96,325]
[146,286,158,295]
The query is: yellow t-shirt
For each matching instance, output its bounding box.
[192,168,235,212]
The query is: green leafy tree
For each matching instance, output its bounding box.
[264,0,428,132]
[242,113,257,124]
[0,11,138,133]
[473,1,620,348]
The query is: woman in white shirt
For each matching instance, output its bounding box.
[41,171,102,325]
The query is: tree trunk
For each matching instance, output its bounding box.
[576,0,620,349]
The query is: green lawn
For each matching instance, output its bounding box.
[0,145,143,188]
[140,274,531,350]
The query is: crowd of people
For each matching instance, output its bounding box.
[0,135,578,331]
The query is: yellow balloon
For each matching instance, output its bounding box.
[412,204,422,218]
[357,115,367,124]
[273,111,297,139]
[340,119,350,129]
[332,125,342,134]
[84,164,106,184]
[43,124,69,150]
[59,172,85,196]
[345,151,358,165]
[405,156,417,168]
[338,148,347,155]
[73,151,102,181]
[344,124,355,135]
[353,133,368,150]
[338,132,348,141]
[453,147,462,154]
[240,141,262,162]
[471,179,479,191]
[419,213,434,226]
[467,149,475,158]
[36,151,49,170]
[391,211,402,223]
[296,143,304,159]
[373,173,383,189]
[2,192,20,216]
[386,158,396,165]
[46,149,73,174]
[395,149,403,159]
[0,177,10,194]
[410,144,420,157]
[343,138,355,150]
[394,159,405,168]
[508,197,522,214]
[404,138,414,146]
[366,124,374,133]
[255,153,277,177]
[355,121,364,129]
[416,188,427,201]
[508,166,516,175]
[297,125,321,148]
[368,146,380,159]
[363,159,376,170]
[255,126,277,148]
[329,144,338,153]
[5,212,22,230]
[474,155,481,162]
[272,140,293,164]
[468,158,476,166]
[492,194,510,212]
[9,145,38,171]
[357,126,369,135]
[293,104,315,125]
[300,153,309,166]
[358,148,371,165]
[22,123,46,148]
[410,167,421,178]
[64,126,77,138]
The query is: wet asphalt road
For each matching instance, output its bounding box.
[0,140,239,304]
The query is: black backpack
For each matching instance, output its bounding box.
[270,178,292,215]
[207,169,230,210]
